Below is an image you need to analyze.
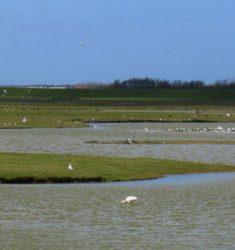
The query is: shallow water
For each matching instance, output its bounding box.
[0,122,235,164]
[0,173,235,250]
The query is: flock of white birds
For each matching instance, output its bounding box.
[174,125,235,133]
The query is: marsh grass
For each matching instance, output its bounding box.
[85,140,235,145]
[0,152,234,183]
[2,88,235,105]
[0,104,235,129]
[0,87,235,128]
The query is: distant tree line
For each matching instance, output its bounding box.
[110,78,235,89]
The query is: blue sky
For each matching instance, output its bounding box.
[1,0,235,85]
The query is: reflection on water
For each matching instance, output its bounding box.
[0,174,235,250]
[0,122,235,165]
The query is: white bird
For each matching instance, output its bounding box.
[144,127,149,132]
[216,125,223,131]
[127,138,132,144]
[22,117,27,123]
[121,196,138,204]
[68,164,73,171]
[226,113,230,117]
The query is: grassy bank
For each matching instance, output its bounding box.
[0,152,234,183]
[0,88,235,128]
[85,140,235,145]
[1,88,235,105]
[0,104,235,128]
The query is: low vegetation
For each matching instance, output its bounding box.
[0,152,234,183]
[0,87,235,105]
[85,140,235,145]
[0,87,234,128]
[0,104,234,129]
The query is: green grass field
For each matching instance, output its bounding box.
[0,87,234,128]
[1,87,235,105]
[0,104,234,128]
[0,152,234,183]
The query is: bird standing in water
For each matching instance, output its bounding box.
[121,196,138,203]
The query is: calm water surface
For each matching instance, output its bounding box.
[0,173,235,250]
[0,122,235,164]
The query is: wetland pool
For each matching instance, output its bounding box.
[0,173,235,250]
[0,122,235,165]
[1,121,235,250]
